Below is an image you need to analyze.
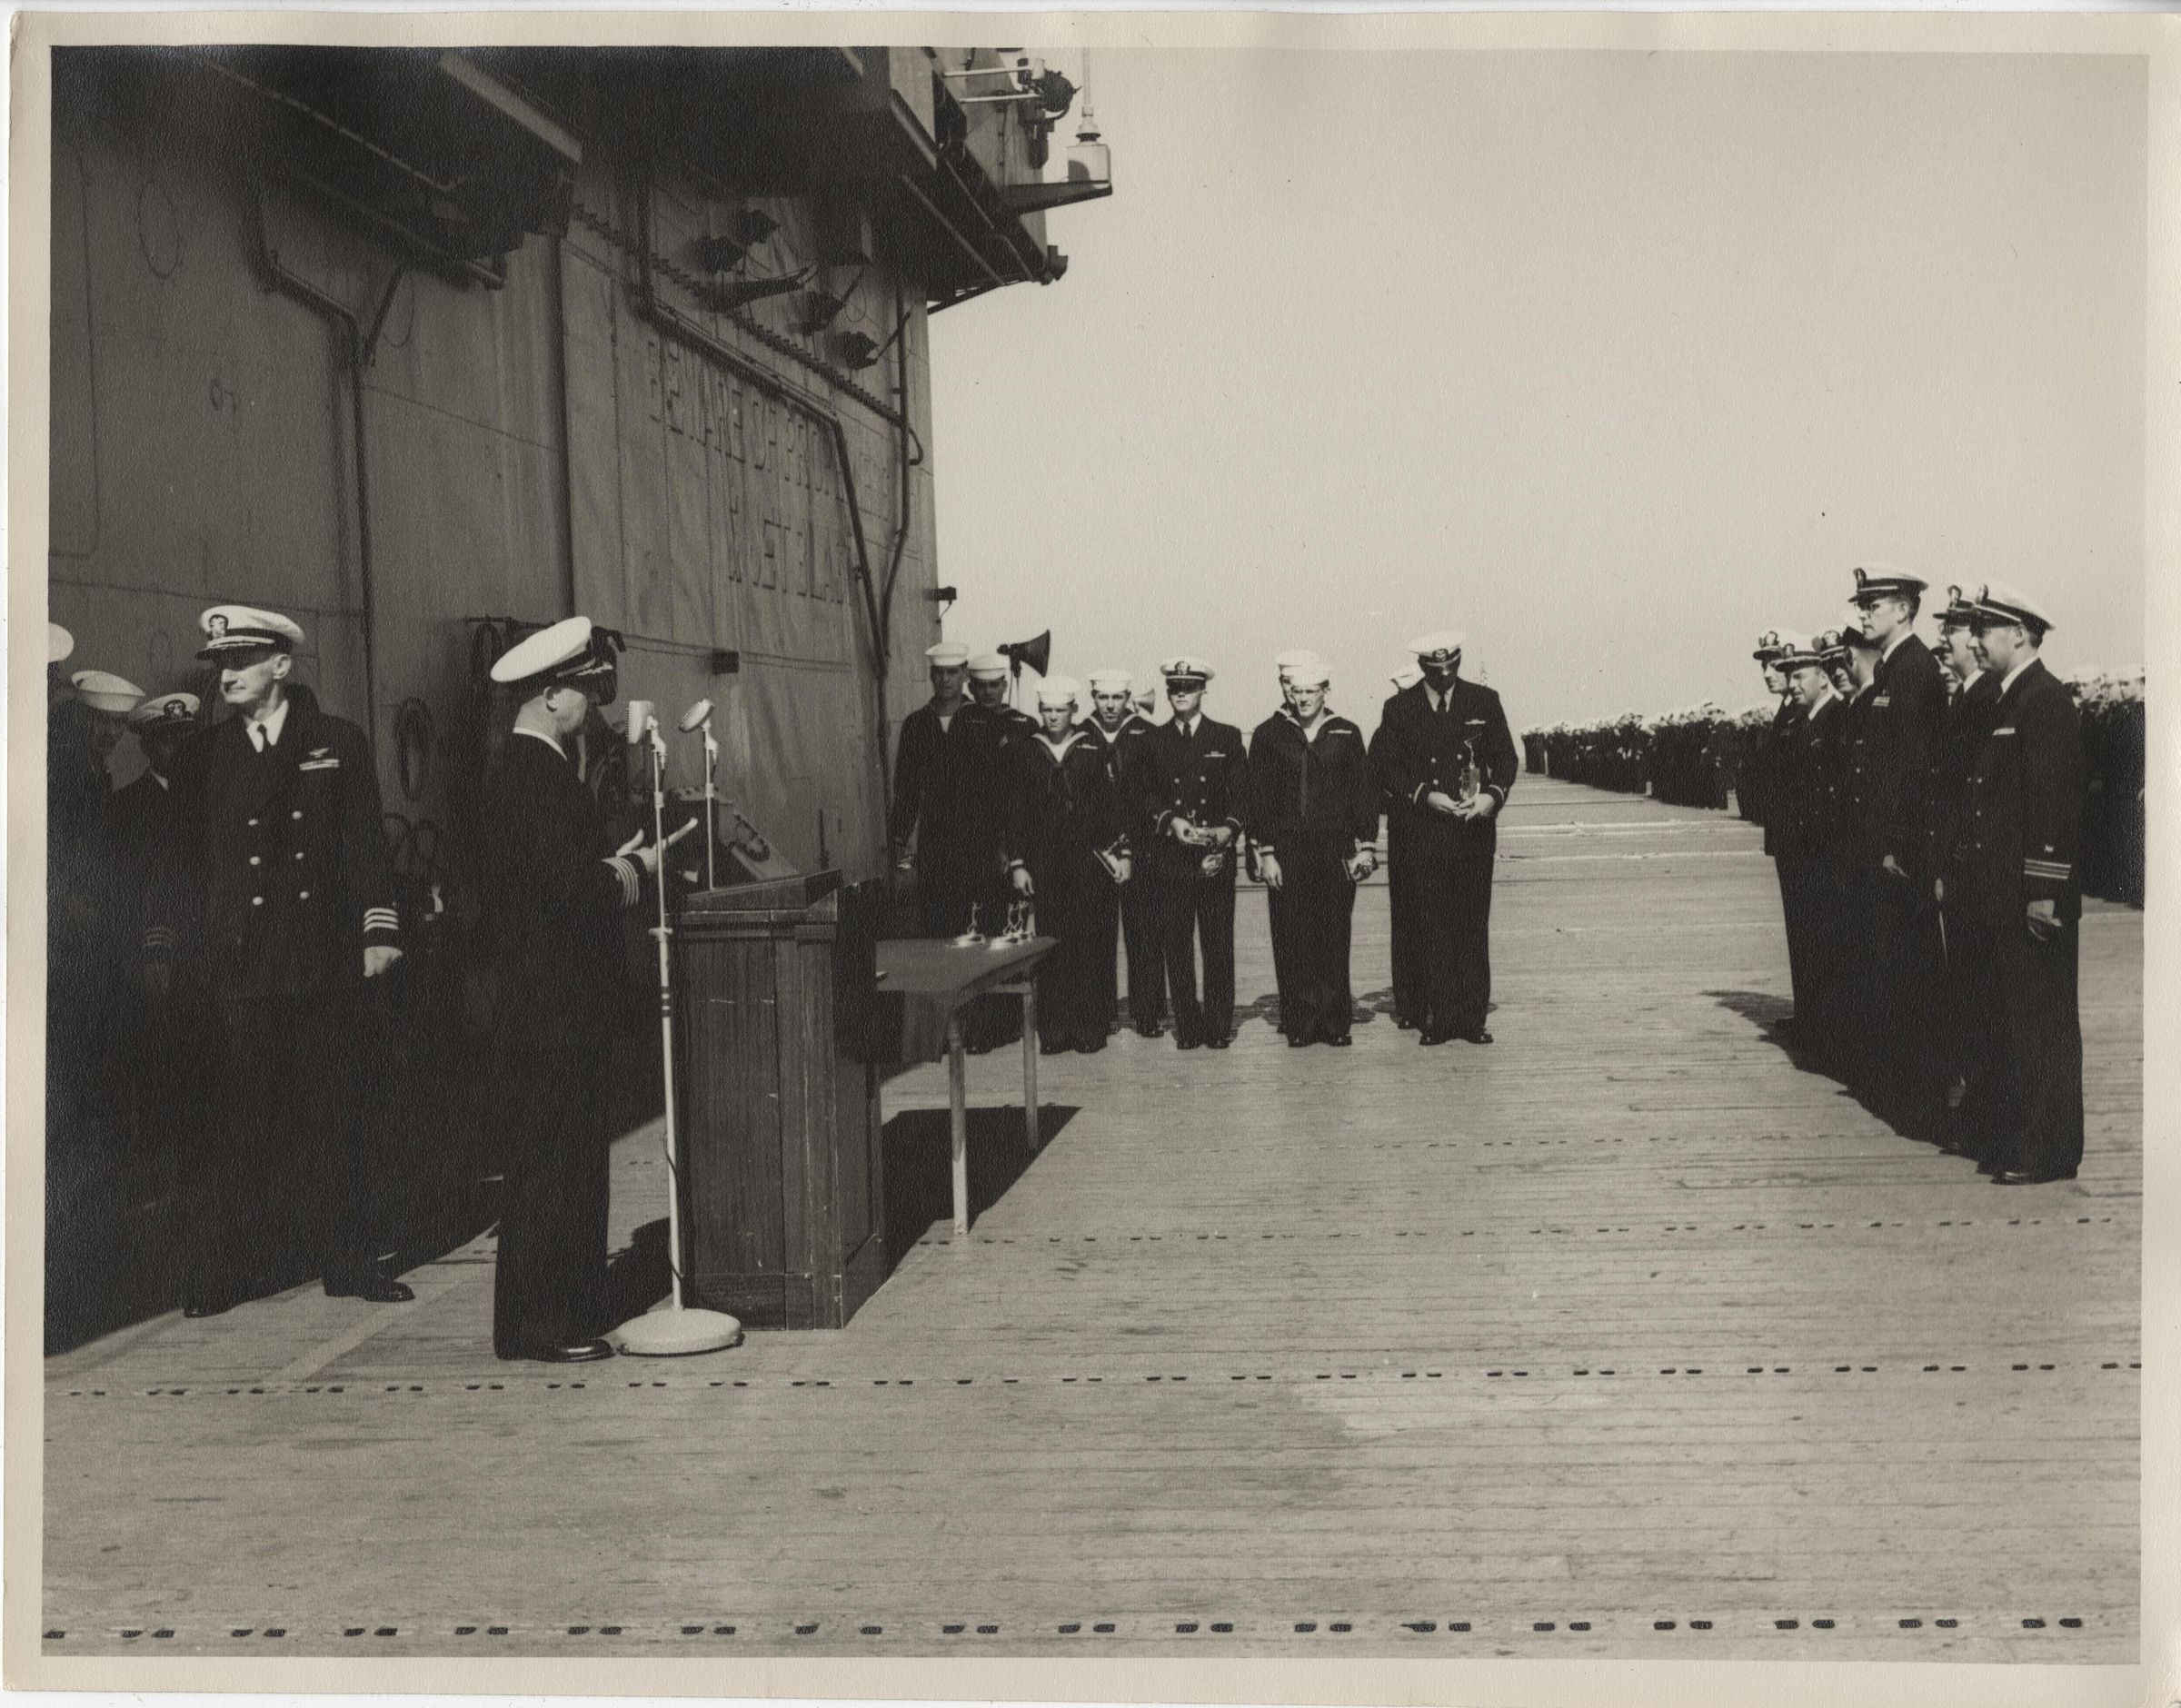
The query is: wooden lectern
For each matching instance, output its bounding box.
[672,872,888,1329]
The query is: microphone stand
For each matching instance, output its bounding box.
[700,718,719,892]
[613,711,742,1357]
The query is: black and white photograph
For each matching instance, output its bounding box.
[9,12,2171,1700]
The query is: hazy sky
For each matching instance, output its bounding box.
[930,50,2147,736]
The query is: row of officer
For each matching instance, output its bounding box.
[51,608,416,1318]
[889,632,1517,1055]
[1748,572,2086,1184]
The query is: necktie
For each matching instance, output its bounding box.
[251,724,268,752]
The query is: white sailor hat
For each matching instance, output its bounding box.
[966,650,1010,680]
[1035,673,1082,708]
[1850,563,1927,604]
[71,670,144,714]
[1085,668,1133,693]
[198,604,305,660]
[48,622,75,664]
[489,614,622,698]
[1407,630,1466,663]
[1967,580,2056,634]
[1284,656,1331,690]
[1390,663,1423,690]
[128,691,200,732]
[1273,648,1325,680]
[1159,655,1214,685]
[925,640,971,669]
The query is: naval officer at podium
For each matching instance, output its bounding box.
[482,616,660,1364]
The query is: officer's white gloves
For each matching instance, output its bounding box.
[364,945,404,978]
[1011,864,1036,898]
[1258,852,1283,892]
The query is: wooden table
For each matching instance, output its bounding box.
[874,936,1056,1237]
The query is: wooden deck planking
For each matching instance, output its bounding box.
[42,778,2141,1662]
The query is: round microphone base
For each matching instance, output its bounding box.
[612,1303,744,1357]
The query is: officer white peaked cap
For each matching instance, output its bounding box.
[1407,630,1466,660]
[49,621,75,664]
[924,640,971,668]
[966,650,1010,680]
[1850,562,1927,601]
[1085,667,1133,693]
[1159,655,1214,682]
[197,604,305,660]
[1036,673,1082,708]
[1971,580,2057,634]
[128,692,202,730]
[1286,657,1331,690]
[1772,631,1820,670]
[490,614,596,686]
[71,670,145,713]
[1390,663,1424,690]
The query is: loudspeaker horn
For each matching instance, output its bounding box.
[999,631,1051,679]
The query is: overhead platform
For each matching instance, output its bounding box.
[40,779,2140,1661]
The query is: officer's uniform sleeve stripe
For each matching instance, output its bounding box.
[604,856,639,909]
[362,908,401,938]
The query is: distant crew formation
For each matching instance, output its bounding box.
[1745,571,2087,1185]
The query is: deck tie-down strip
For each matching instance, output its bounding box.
[55,1359,2140,1400]
[46,1613,2095,1643]
[913,1214,2127,1247]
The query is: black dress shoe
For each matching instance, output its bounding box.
[1287,1033,1309,1048]
[1393,1017,1417,1031]
[183,1297,239,1320]
[1326,1032,1352,1048]
[1077,1038,1106,1054]
[1176,1036,1200,1050]
[1040,1039,1070,1056]
[1137,1022,1168,1038]
[1993,1168,2076,1186]
[500,1337,616,1364]
[1205,1036,1230,1049]
[1460,1028,1494,1045]
[1419,1029,1452,1047]
[324,1273,415,1304]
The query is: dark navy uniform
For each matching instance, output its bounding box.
[180,682,402,1303]
[1078,712,1165,1036]
[1141,708,1248,1048]
[1848,627,1948,1111]
[889,700,980,936]
[1945,654,2086,1180]
[108,703,208,1172]
[1930,664,2005,1146]
[1249,706,1378,1046]
[1754,693,1808,1015]
[480,727,648,1355]
[1771,680,1855,1066]
[1007,714,1128,1053]
[1368,690,1421,1029]
[1374,662,1519,1043]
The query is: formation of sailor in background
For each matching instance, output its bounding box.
[1742,571,2087,1186]
[888,631,1517,1056]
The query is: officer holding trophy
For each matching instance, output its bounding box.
[1372,631,1519,1047]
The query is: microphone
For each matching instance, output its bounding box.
[679,698,713,732]
[624,699,655,744]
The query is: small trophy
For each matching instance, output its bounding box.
[951,903,986,948]
[1457,740,1482,806]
